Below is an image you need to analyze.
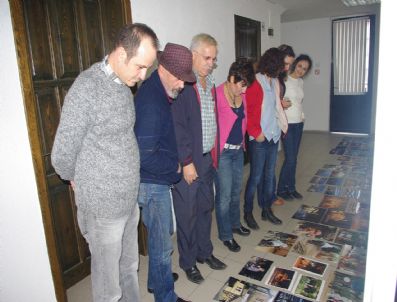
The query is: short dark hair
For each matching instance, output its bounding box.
[113,23,159,60]
[291,54,313,75]
[227,59,255,87]
[278,44,295,59]
[257,48,284,78]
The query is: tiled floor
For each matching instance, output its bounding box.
[67,131,368,301]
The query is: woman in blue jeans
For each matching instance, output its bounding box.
[277,54,312,200]
[214,60,255,252]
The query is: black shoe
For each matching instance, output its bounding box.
[244,212,259,230]
[177,298,191,302]
[261,208,282,225]
[197,255,227,270]
[223,239,241,252]
[290,190,303,199]
[232,225,251,236]
[185,266,204,284]
[147,272,179,293]
[278,191,293,201]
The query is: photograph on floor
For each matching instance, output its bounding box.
[239,256,274,281]
[292,274,324,301]
[256,231,298,257]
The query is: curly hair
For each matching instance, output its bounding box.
[257,48,284,78]
[227,58,255,87]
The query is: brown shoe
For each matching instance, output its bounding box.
[273,198,284,205]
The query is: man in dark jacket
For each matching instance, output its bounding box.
[171,34,227,285]
[134,43,195,302]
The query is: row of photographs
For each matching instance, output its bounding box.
[214,270,364,302]
[329,137,372,157]
[214,139,371,301]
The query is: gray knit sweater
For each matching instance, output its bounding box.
[51,63,140,218]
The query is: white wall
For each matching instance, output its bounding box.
[281,18,331,132]
[281,7,380,133]
[0,1,56,301]
[132,0,283,85]
[365,1,397,300]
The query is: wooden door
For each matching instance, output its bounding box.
[10,0,131,300]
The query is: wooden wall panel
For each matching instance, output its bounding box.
[23,0,54,80]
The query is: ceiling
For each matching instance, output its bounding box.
[270,0,381,23]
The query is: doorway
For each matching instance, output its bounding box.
[330,15,376,134]
[234,14,261,62]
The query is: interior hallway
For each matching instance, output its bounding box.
[67,131,370,301]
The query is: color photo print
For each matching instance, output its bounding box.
[213,276,279,302]
[292,274,325,301]
[256,231,298,257]
[239,256,273,281]
[292,221,337,242]
[293,256,328,277]
[292,238,344,264]
[266,267,297,291]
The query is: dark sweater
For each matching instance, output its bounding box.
[171,83,211,176]
[134,70,181,185]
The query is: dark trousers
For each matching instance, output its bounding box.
[244,138,279,213]
[278,122,304,194]
[172,154,214,270]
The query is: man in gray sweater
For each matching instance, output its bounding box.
[51,23,158,302]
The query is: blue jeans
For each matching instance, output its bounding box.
[77,203,140,302]
[138,183,177,302]
[244,138,279,213]
[214,148,244,241]
[278,123,304,194]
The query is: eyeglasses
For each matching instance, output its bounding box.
[193,51,217,64]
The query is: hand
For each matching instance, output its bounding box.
[183,163,198,185]
[281,99,292,109]
[255,133,265,142]
[70,180,75,191]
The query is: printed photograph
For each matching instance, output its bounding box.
[245,285,279,302]
[337,246,367,276]
[239,256,273,281]
[326,177,344,186]
[334,229,368,248]
[274,291,311,302]
[292,221,337,241]
[324,185,341,196]
[256,231,298,257]
[315,169,333,177]
[319,195,360,214]
[293,256,327,277]
[292,205,327,223]
[307,184,326,193]
[319,196,348,211]
[321,210,354,229]
[213,276,248,302]
[293,274,324,301]
[350,208,370,232]
[266,267,297,291]
[326,271,365,302]
[292,238,343,264]
[310,176,328,185]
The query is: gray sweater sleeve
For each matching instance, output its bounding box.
[51,76,92,181]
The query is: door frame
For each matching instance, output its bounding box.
[330,14,376,134]
[8,1,132,300]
